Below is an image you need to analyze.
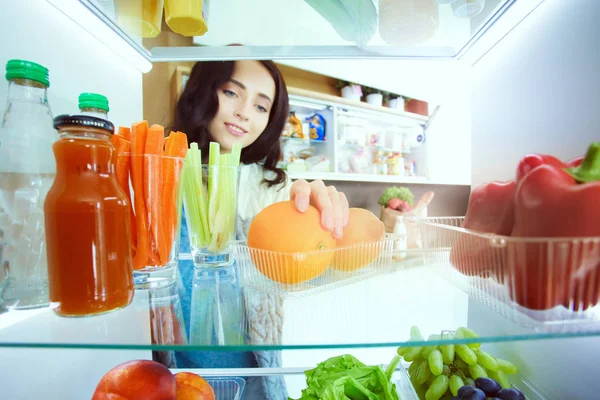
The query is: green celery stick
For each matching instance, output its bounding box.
[189,144,208,246]
[230,142,242,166]
[208,154,232,252]
[190,145,210,246]
[183,151,204,248]
[208,142,220,232]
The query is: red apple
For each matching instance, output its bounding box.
[175,372,215,400]
[92,360,176,400]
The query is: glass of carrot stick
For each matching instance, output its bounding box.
[113,121,188,288]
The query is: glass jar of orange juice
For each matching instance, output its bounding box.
[44,115,134,317]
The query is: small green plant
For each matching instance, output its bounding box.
[378,186,414,207]
[363,86,383,96]
[382,90,392,104]
[336,80,362,90]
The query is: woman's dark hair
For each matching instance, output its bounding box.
[172,61,289,187]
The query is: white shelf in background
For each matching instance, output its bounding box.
[288,172,431,184]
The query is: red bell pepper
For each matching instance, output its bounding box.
[516,154,564,183]
[564,142,600,182]
[509,142,600,310]
[516,153,585,183]
[449,181,516,281]
[462,181,517,235]
[565,155,584,168]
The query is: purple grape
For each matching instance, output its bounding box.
[459,387,486,400]
[475,377,502,395]
[457,385,475,397]
[497,388,526,400]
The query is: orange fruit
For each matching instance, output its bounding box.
[333,208,385,271]
[175,372,215,400]
[247,200,335,284]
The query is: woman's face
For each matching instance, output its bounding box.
[208,60,277,152]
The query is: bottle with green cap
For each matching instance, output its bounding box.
[78,92,110,120]
[0,59,56,310]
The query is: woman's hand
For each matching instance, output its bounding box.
[290,179,349,239]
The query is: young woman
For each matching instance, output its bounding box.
[172,60,349,399]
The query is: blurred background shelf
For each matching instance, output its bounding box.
[288,171,431,184]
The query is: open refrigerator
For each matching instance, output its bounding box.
[1,0,599,399]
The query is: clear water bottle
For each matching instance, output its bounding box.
[78,92,109,120]
[0,59,56,309]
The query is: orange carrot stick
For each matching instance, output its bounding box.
[120,126,131,141]
[130,121,149,270]
[112,128,137,255]
[161,131,188,264]
[145,124,167,266]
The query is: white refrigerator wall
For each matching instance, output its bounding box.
[471,0,599,188]
[0,0,143,128]
[1,1,148,399]
[470,0,600,398]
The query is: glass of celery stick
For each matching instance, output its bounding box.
[182,142,245,346]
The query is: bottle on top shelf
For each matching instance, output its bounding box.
[0,59,56,309]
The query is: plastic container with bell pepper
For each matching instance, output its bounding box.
[421,142,600,331]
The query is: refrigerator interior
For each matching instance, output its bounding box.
[1,0,599,398]
[469,0,600,398]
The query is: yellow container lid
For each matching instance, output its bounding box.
[165,0,208,37]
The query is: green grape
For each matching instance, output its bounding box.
[456,327,481,349]
[474,349,499,372]
[453,358,470,375]
[426,373,437,387]
[442,364,451,376]
[468,363,488,380]
[449,374,465,396]
[397,346,414,357]
[455,344,477,365]
[488,369,512,389]
[428,349,444,376]
[441,344,455,364]
[464,377,475,387]
[411,326,425,340]
[421,345,438,359]
[409,359,422,375]
[496,358,519,374]
[425,375,449,400]
[428,334,441,341]
[404,346,424,362]
[415,359,432,385]
[416,385,427,400]
[411,375,426,400]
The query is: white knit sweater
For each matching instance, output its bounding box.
[236,163,292,242]
[237,163,292,399]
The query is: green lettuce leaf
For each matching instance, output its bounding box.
[294,354,400,400]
